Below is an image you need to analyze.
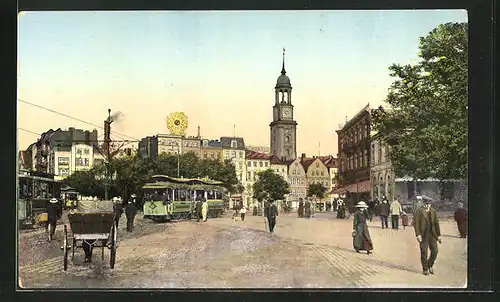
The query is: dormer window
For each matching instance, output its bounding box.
[231,140,237,148]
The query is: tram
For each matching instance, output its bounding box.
[142,175,226,222]
[61,186,80,210]
[18,169,62,229]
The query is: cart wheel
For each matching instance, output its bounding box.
[110,224,117,269]
[63,225,68,271]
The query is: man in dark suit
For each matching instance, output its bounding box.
[45,198,62,241]
[413,198,442,275]
[195,194,203,222]
[265,201,278,233]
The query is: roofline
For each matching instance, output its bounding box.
[337,103,370,132]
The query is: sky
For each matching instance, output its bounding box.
[17,10,467,156]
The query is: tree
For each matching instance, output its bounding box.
[63,152,240,198]
[252,169,290,203]
[63,168,106,198]
[371,22,467,180]
[307,183,328,199]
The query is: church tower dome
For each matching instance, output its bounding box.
[276,56,291,88]
[270,48,297,161]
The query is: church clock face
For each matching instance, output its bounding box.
[282,107,292,119]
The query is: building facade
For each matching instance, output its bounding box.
[200,139,222,161]
[270,53,298,161]
[319,155,338,192]
[220,137,246,186]
[25,128,101,180]
[245,150,272,208]
[269,156,289,184]
[333,104,372,201]
[370,133,395,201]
[246,145,270,154]
[300,154,330,191]
[138,136,159,159]
[287,157,307,203]
[139,134,202,158]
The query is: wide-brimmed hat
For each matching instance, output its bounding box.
[49,198,58,203]
[355,201,369,208]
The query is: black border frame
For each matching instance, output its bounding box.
[1,0,496,301]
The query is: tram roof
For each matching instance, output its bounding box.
[149,175,223,186]
[18,174,61,183]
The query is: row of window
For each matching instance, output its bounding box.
[371,142,388,165]
[203,152,221,160]
[247,160,269,168]
[289,190,306,196]
[339,120,370,146]
[58,156,92,166]
[340,150,369,171]
[225,151,244,159]
[76,148,90,155]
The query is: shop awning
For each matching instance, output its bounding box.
[331,180,371,195]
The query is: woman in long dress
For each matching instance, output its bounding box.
[201,199,209,222]
[352,201,373,254]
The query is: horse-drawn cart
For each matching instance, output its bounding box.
[62,201,118,271]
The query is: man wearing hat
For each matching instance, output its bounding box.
[125,198,138,232]
[113,197,124,229]
[352,201,373,254]
[45,197,62,241]
[413,197,442,275]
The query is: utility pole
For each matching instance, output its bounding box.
[104,109,112,201]
[177,143,180,178]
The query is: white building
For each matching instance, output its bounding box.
[245,150,272,209]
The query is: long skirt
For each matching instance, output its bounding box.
[457,221,467,237]
[353,225,373,251]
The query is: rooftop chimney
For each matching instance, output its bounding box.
[301,153,306,159]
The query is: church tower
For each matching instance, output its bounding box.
[270,49,298,161]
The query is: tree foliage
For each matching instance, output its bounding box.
[64,152,240,199]
[371,22,467,180]
[307,183,328,199]
[252,169,290,203]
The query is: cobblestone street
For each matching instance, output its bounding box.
[18,212,467,288]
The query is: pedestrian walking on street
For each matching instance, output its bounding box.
[265,201,278,233]
[201,199,209,222]
[413,198,441,275]
[239,204,247,221]
[45,198,62,242]
[125,200,138,232]
[352,201,373,254]
[195,195,203,222]
[298,198,304,218]
[390,197,403,229]
[454,202,468,238]
[337,199,346,219]
[113,197,124,229]
[379,198,390,229]
[304,198,311,218]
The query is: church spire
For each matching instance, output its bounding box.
[281,47,286,75]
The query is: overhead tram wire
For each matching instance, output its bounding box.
[17,99,139,141]
[18,128,41,136]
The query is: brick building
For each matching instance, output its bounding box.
[333,104,372,202]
